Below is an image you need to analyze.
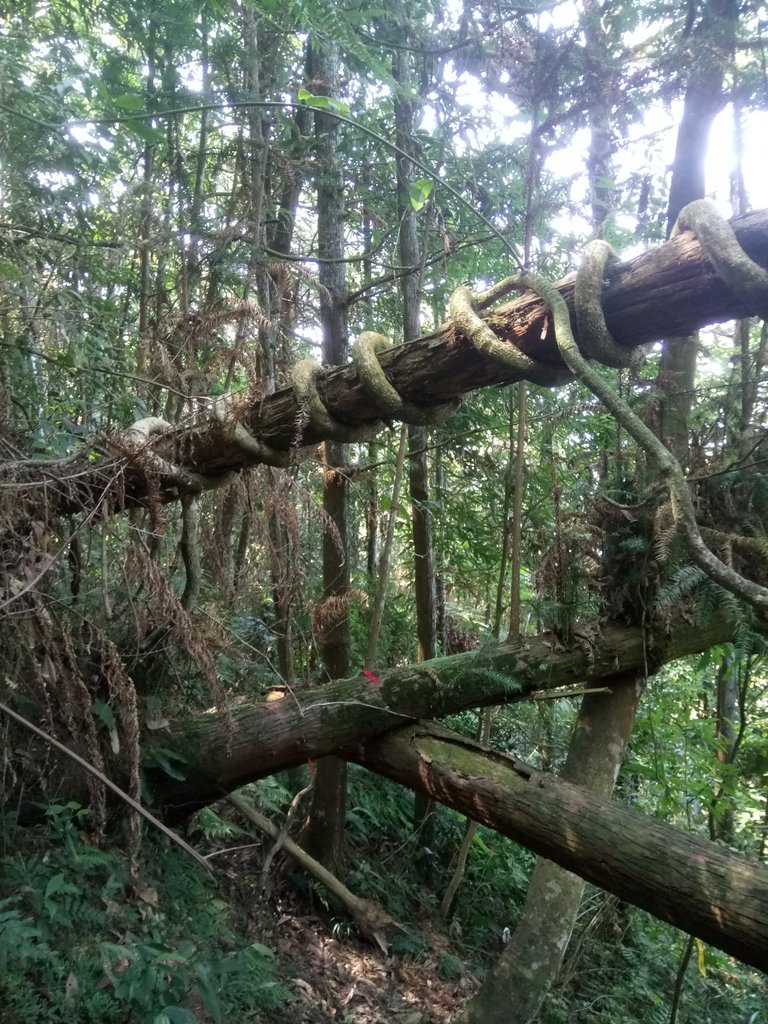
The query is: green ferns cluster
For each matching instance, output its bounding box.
[0,804,292,1024]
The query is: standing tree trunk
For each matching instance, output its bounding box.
[461,674,644,1024]
[469,4,740,1017]
[136,19,157,382]
[366,428,408,669]
[710,652,741,844]
[393,22,437,845]
[301,37,349,876]
[655,0,737,461]
[443,382,526,917]
[465,10,638,1013]
[408,424,436,663]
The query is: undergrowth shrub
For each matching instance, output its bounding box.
[0,803,292,1023]
[542,904,768,1024]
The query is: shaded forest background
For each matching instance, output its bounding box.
[2,0,768,1022]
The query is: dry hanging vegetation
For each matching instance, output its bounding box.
[3,2,768,1017]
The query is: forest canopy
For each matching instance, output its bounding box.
[2,1,768,1023]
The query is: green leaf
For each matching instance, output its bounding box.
[155,1007,196,1024]
[249,941,275,960]
[195,964,222,1021]
[0,260,22,281]
[296,88,350,117]
[44,873,69,898]
[409,178,434,212]
[146,748,189,781]
[93,700,116,729]
[123,120,165,146]
[113,94,146,110]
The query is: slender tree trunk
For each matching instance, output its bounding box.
[710,653,741,843]
[137,20,157,381]
[466,16,631,1012]
[408,426,436,663]
[492,395,515,639]
[507,382,527,640]
[365,439,379,582]
[656,0,737,462]
[583,0,618,236]
[393,25,437,843]
[366,427,408,668]
[434,441,447,654]
[265,469,295,684]
[463,676,643,1024]
[446,382,524,913]
[302,37,349,876]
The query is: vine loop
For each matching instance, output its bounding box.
[574,241,633,368]
[449,282,571,387]
[351,332,459,426]
[673,200,768,321]
[212,394,289,468]
[292,358,379,443]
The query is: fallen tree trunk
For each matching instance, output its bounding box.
[154,617,731,817]
[234,206,768,451]
[345,722,768,973]
[146,615,768,972]
[8,208,768,515]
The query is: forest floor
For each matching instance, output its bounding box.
[225,853,481,1024]
[265,894,477,1023]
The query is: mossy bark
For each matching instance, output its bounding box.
[349,721,768,973]
[152,617,731,815]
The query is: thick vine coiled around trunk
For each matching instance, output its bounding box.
[292,358,380,443]
[449,284,571,388]
[673,200,768,319]
[574,240,634,368]
[212,395,289,468]
[522,209,768,612]
[351,331,459,426]
[446,199,768,612]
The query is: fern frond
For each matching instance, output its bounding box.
[653,500,676,565]
[655,564,707,611]
[482,668,524,695]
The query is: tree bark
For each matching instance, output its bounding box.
[12,207,768,517]
[347,721,768,973]
[365,427,408,668]
[393,24,439,846]
[19,616,765,971]
[656,0,737,462]
[152,618,731,815]
[301,35,350,876]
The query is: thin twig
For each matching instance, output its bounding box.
[0,699,211,873]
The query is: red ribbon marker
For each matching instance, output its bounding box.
[362,668,381,686]
[307,758,315,776]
